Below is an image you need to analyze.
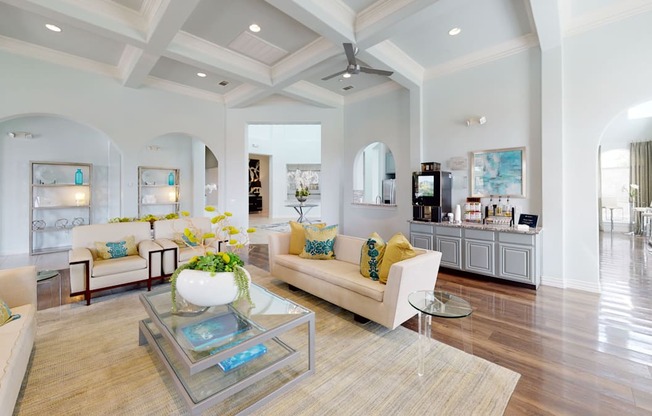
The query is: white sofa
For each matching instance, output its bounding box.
[69,222,163,305]
[0,266,37,416]
[268,233,442,330]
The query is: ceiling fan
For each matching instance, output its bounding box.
[321,43,394,81]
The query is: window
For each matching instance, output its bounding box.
[601,148,630,223]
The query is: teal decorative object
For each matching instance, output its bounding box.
[168,172,175,185]
[75,169,83,185]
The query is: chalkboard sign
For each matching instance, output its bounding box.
[518,214,539,228]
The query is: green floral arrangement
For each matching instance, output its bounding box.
[170,206,256,312]
[295,185,310,198]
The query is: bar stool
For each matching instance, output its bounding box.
[642,212,652,237]
[602,197,621,233]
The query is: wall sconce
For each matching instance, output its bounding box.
[168,191,177,202]
[7,131,33,139]
[75,192,86,206]
[465,116,487,127]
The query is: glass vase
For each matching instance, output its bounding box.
[74,168,83,185]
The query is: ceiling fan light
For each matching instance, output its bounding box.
[448,27,461,36]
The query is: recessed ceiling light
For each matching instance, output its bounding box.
[448,27,461,36]
[196,72,207,78]
[45,24,62,32]
[249,24,261,33]
[342,73,351,78]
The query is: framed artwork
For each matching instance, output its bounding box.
[471,147,525,197]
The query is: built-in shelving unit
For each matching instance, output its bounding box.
[138,166,180,218]
[30,161,92,255]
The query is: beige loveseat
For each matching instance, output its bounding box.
[69,222,163,305]
[0,266,37,416]
[269,233,442,330]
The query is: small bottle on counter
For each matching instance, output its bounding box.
[496,196,503,215]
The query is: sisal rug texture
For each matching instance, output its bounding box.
[16,266,519,416]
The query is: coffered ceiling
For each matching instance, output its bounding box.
[0,0,649,108]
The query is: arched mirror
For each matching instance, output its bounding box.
[353,142,396,205]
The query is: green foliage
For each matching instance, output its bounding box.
[295,185,310,197]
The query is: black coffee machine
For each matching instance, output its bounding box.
[412,171,452,222]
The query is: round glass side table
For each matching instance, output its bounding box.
[408,290,472,376]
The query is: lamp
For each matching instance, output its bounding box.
[75,192,85,206]
[465,116,487,126]
[168,191,177,202]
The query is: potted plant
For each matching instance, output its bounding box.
[295,183,310,203]
[170,207,255,313]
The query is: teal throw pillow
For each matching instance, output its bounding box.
[299,224,338,260]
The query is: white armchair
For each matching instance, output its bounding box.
[69,222,163,305]
[153,217,216,276]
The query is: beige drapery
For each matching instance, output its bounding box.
[629,140,652,233]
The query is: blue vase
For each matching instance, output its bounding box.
[75,169,83,185]
[168,172,175,185]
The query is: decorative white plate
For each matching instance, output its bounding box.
[142,170,156,185]
[35,166,56,184]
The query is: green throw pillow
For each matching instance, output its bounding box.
[299,224,338,260]
[0,298,20,326]
[360,232,386,280]
[95,235,138,260]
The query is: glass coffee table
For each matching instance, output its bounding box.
[408,290,472,376]
[139,283,315,415]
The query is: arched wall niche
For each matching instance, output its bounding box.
[352,141,396,205]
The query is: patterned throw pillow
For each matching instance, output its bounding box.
[299,224,338,260]
[0,298,20,327]
[289,221,326,255]
[360,232,386,280]
[378,233,417,284]
[173,233,198,248]
[95,235,138,260]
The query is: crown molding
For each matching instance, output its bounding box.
[168,31,271,86]
[356,0,414,33]
[144,76,225,103]
[0,35,118,79]
[565,0,652,38]
[425,33,538,80]
[344,80,402,105]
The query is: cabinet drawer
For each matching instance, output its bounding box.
[499,232,534,245]
[410,223,434,234]
[464,229,495,241]
[435,226,462,237]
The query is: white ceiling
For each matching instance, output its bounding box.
[0,0,649,108]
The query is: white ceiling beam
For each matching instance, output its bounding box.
[362,40,424,90]
[355,0,446,48]
[121,0,201,87]
[224,84,273,108]
[166,32,272,87]
[265,0,356,44]
[528,0,561,51]
[281,81,344,108]
[0,0,147,46]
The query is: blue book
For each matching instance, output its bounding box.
[181,311,251,351]
[218,344,268,372]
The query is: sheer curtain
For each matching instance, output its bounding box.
[630,141,652,233]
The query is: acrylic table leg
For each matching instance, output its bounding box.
[417,312,432,376]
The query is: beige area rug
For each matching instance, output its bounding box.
[16,266,520,416]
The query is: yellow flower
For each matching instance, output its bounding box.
[224,212,233,217]
[205,206,216,212]
[228,228,239,235]
[221,253,230,264]
[228,239,238,245]
[181,210,190,217]
[246,227,256,233]
[202,232,215,240]
[212,214,226,224]
[189,256,198,264]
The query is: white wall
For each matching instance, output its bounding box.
[563,10,652,291]
[422,49,542,219]
[342,87,412,240]
[0,51,226,255]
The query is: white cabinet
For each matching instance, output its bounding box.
[410,222,541,287]
[30,161,92,254]
[138,167,179,218]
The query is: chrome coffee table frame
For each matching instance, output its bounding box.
[139,283,315,415]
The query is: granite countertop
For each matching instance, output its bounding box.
[409,219,542,235]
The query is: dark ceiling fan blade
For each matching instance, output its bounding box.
[359,66,393,77]
[321,69,348,81]
[343,43,357,66]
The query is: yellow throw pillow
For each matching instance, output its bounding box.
[379,233,417,283]
[289,221,326,255]
[299,224,338,260]
[0,298,20,327]
[95,235,138,260]
[360,232,386,280]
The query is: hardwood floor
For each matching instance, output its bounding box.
[252,234,652,415]
[26,232,652,414]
